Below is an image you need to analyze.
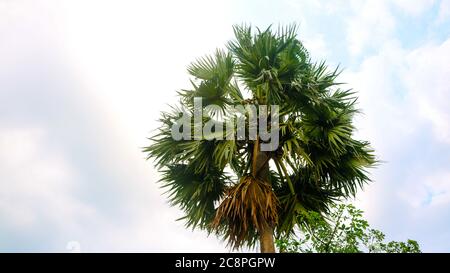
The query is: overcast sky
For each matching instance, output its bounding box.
[1,0,450,252]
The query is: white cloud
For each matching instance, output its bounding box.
[0,128,96,231]
[345,35,450,251]
[343,40,418,149]
[402,172,450,208]
[437,0,450,23]
[425,172,450,207]
[0,0,234,252]
[302,34,330,61]
[403,38,450,144]
[345,36,450,149]
[346,0,397,56]
[392,0,436,16]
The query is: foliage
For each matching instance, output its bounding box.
[276,204,421,253]
[144,24,377,249]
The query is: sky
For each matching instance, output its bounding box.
[1,0,450,252]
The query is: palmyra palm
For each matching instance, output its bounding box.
[144,24,376,252]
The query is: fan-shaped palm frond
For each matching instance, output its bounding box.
[181,50,235,109]
[161,164,230,229]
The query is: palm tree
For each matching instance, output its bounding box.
[144,24,376,253]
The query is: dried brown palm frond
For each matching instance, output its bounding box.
[212,175,279,249]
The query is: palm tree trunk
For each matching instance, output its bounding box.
[252,138,276,253]
[260,223,276,253]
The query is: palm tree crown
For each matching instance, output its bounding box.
[144,24,376,252]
